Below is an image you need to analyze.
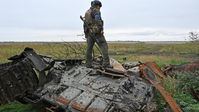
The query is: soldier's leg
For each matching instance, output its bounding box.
[95,35,110,67]
[86,35,95,67]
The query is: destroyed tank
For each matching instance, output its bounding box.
[0,48,154,112]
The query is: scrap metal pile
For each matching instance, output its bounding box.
[0,48,189,112]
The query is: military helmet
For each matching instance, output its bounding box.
[91,0,102,7]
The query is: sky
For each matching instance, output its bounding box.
[0,0,199,41]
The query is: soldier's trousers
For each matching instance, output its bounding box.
[86,34,110,67]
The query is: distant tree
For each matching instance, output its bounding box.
[188,32,199,42]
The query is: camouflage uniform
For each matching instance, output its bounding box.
[84,7,110,68]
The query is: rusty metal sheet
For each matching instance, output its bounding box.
[140,63,183,112]
[164,61,199,74]
[56,96,69,106]
[144,62,166,79]
[71,92,95,111]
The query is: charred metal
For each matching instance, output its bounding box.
[0,48,185,112]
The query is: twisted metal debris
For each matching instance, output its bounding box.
[0,48,184,112]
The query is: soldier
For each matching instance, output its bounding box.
[83,0,111,68]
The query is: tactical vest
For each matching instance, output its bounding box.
[84,8,103,34]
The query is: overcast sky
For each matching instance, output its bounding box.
[0,0,199,41]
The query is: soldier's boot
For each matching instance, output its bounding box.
[102,61,112,69]
[86,56,92,68]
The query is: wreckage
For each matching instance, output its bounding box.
[0,48,183,112]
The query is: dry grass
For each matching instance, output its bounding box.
[1,42,198,64]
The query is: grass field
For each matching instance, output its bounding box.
[0,41,199,111]
[1,42,198,65]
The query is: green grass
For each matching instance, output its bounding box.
[0,102,42,112]
[157,71,199,112]
[0,42,199,112]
